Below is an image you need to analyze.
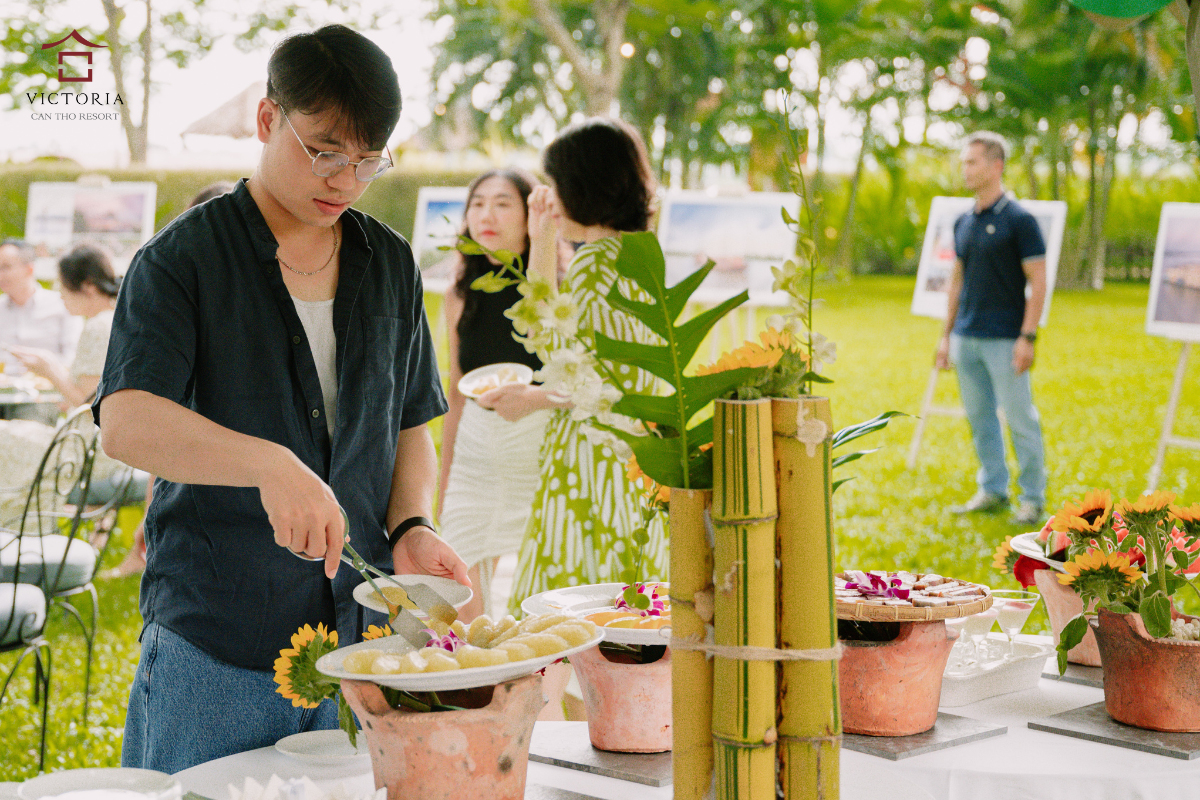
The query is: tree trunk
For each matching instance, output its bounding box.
[1090,114,1117,290]
[832,123,869,276]
[529,0,628,117]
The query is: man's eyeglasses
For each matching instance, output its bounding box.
[281,110,393,182]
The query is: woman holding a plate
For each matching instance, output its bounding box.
[438,168,560,620]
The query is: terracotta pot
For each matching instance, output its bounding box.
[1034,569,1101,667]
[340,674,546,800]
[1093,607,1200,732]
[570,644,672,752]
[838,620,957,736]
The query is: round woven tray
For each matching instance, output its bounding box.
[836,575,993,622]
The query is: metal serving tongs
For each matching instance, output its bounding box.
[291,508,458,648]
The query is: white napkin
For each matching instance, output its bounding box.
[227,776,384,800]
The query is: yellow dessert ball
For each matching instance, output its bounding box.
[397,651,428,674]
[544,622,596,647]
[467,616,497,647]
[455,645,510,669]
[422,649,462,671]
[369,654,404,674]
[508,632,570,658]
[495,641,536,662]
[342,649,383,674]
[450,620,469,640]
[519,613,573,634]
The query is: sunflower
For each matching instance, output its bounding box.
[1050,490,1113,535]
[274,623,340,709]
[363,624,392,641]
[1170,503,1200,537]
[1116,491,1178,527]
[1058,550,1142,592]
[695,340,784,376]
[992,535,1018,573]
[625,455,670,505]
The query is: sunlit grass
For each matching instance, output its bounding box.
[3,276,1199,778]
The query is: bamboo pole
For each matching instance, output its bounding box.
[773,396,839,800]
[669,488,714,800]
[711,398,778,800]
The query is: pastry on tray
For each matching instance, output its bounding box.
[836,570,989,609]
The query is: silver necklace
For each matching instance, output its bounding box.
[278,225,339,276]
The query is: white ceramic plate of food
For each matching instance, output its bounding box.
[274,729,369,765]
[457,362,534,400]
[316,628,604,692]
[521,582,671,646]
[18,769,180,800]
[1010,532,1067,572]
[352,574,473,617]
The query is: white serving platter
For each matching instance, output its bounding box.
[940,635,1055,707]
[1010,531,1067,572]
[352,574,472,617]
[317,628,604,692]
[274,729,369,765]
[521,582,670,646]
[457,362,534,400]
[18,769,180,800]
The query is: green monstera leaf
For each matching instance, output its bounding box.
[589,231,760,489]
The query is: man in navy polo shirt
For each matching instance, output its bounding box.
[935,131,1048,527]
[94,26,469,771]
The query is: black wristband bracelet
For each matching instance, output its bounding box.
[388,515,436,551]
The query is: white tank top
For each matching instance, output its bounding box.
[290,296,337,438]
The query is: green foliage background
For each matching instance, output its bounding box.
[4,276,1200,777]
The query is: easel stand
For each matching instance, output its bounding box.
[1147,342,1200,492]
[906,367,967,469]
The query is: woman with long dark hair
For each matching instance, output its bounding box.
[507,118,668,613]
[437,168,561,620]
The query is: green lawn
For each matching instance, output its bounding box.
[4,275,1200,778]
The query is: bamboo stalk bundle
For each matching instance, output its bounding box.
[669,488,715,800]
[772,397,840,800]
[711,398,778,800]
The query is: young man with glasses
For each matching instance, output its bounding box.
[94,25,469,771]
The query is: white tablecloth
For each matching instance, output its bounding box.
[173,679,1200,800]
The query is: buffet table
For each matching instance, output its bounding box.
[173,670,1200,800]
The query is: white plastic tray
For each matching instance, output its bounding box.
[940,635,1055,707]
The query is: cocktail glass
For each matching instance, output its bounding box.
[991,590,1040,658]
[960,607,999,666]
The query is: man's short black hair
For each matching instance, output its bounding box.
[543,118,655,233]
[266,25,401,151]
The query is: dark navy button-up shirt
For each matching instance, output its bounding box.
[93,180,447,670]
[952,193,1046,339]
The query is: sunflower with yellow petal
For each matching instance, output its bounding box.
[273,623,339,709]
[992,535,1018,573]
[1057,550,1142,591]
[1116,491,1177,527]
[1050,490,1113,537]
[363,624,392,641]
[625,455,670,505]
[1170,503,1200,537]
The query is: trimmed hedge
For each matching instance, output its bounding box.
[0,164,480,242]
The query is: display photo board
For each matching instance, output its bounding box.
[411,186,468,294]
[1145,203,1200,342]
[24,181,157,279]
[911,195,1067,326]
[657,191,800,306]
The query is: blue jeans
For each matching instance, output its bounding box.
[950,334,1046,507]
[122,622,339,772]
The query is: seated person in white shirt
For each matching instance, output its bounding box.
[0,239,85,421]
